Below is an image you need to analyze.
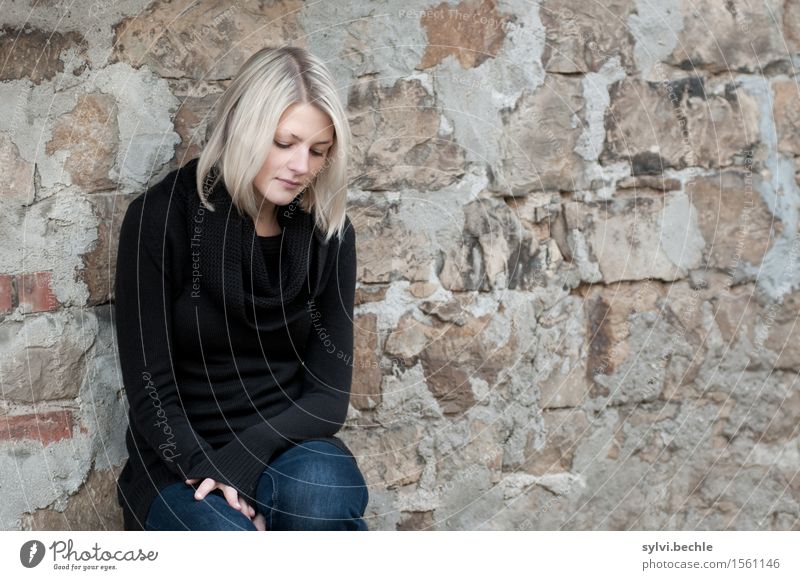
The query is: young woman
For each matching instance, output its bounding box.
[113,46,368,531]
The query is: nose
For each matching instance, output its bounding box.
[286,147,310,175]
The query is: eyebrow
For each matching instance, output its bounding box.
[279,131,333,145]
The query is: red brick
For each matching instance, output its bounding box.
[16,271,59,313]
[0,274,12,314]
[0,410,73,445]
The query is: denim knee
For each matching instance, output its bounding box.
[263,440,369,530]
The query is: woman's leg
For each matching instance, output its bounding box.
[145,480,258,531]
[254,440,369,531]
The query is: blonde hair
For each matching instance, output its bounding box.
[195,46,351,243]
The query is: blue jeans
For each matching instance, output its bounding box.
[145,440,369,531]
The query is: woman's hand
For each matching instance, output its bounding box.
[252,512,267,531]
[185,478,257,522]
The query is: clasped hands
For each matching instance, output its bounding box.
[185,478,267,531]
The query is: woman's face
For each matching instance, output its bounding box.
[253,103,335,209]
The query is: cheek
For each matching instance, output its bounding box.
[313,157,329,174]
[254,165,277,195]
[260,153,280,176]
[253,168,268,190]
[256,154,283,184]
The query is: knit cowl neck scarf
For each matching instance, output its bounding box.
[181,158,336,333]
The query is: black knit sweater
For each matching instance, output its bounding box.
[113,158,357,531]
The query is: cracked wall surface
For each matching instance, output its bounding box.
[1,0,799,531]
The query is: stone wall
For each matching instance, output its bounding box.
[1,0,798,530]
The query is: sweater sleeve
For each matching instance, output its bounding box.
[115,191,225,483]
[184,220,358,500]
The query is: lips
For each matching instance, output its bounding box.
[278,178,301,187]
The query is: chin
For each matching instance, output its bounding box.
[255,186,293,204]
[276,189,300,202]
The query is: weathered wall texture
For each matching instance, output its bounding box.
[1,0,798,530]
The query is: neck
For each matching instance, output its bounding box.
[254,217,281,236]
[254,203,281,236]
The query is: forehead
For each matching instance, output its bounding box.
[277,104,334,141]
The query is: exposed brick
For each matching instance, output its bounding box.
[0,410,73,445]
[351,313,382,410]
[16,272,59,313]
[347,79,465,192]
[419,0,513,69]
[45,93,119,193]
[111,2,302,80]
[79,194,135,305]
[0,26,88,83]
[0,133,35,205]
[0,274,13,314]
[397,510,435,531]
[21,467,125,531]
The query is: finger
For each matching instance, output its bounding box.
[238,497,253,520]
[194,478,216,501]
[253,512,267,531]
[185,478,199,485]
[244,498,255,519]
[239,497,255,518]
[222,486,241,511]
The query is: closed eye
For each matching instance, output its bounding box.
[274,141,325,156]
